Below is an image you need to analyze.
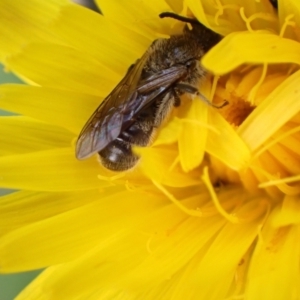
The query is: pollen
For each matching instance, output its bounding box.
[221,96,255,126]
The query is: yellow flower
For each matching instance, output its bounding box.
[0,0,300,299]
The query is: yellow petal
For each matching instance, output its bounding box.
[0,190,164,273]
[278,0,300,39]
[12,193,224,298]
[121,214,226,292]
[185,0,211,27]
[165,0,184,14]
[0,116,72,155]
[178,99,209,172]
[153,117,181,146]
[271,195,300,227]
[202,31,300,75]
[0,148,107,191]
[0,85,101,134]
[207,110,251,170]
[0,189,101,236]
[0,0,68,60]
[187,0,278,35]
[137,147,201,187]
[50,4,152,75]
[171,197,267,299]
[246,213,300,299]
[238,69,300,151]
[186,0,243,35]
[5,43,118,96]
[97,0,175,37]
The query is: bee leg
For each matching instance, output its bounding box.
[175,83,228,108]
[173,82,201,107]
[173,89,181,107]
[175,82,198,94]
[154,93,174,127]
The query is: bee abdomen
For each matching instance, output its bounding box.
[98,120,154,171]
[98,138,139,171]
[120,122,153,146]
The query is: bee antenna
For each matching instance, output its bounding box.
[159,12,199,25]
[197,92,229,109]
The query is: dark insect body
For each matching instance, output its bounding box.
[269,0,277,9]
[76,13,224,171]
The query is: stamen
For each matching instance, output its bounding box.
[276,180,300,195]
[202,178,269,224]
[201,167,239,223]
[279,14,296,38]
[240,8,277,32]
[259,175,300,188]
[252,165,300,195]
[214,0,224,26]
[152,180,204,217]
[97,173,125,182]
[214,1,240,26]
[125,180,137,191]
[248,63,268,105]
[240,7,254,32]
[251,164,280,181]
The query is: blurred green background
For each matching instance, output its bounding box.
[0,67,42,300]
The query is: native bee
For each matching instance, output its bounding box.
[76,12,226,171]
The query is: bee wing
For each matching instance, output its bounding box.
[76,55,187,160]
[116,64,188,123]
[76,56,148,159]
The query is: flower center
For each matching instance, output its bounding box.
[212,73,257,127]
[222,99,256,126]
[209,64,300,199]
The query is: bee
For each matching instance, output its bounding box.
[76,12,226,171]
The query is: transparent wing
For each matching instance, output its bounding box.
[76,54,187,160]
